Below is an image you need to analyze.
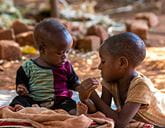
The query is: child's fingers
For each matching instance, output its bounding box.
[82,78,98,85]
[88,85,98,91]
[81,85,97,100]
[32,104,39,107]
[86,86,97,97]
[82,80,98,87]
[85,83,98,91]
[17,90,27,96]
[77,102,88,111]
[77,102,81,105]
[20,86,29,93]
[17,85,29,96]
[86,78,99,85]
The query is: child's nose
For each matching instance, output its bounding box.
[62,53,67,59]
[98,63,101,70]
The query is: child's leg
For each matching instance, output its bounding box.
[10,96,33,107]
[53,97,76,114]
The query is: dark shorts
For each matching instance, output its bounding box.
[10,96,76,112]
[52,96,76,112]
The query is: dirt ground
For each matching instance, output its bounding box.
[0,1,165,91]
[0,47,165,91]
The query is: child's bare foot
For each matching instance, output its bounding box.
[14,104,24,111]
[32,104,39,107]
[76,102,88,116]
[1,106,15,111]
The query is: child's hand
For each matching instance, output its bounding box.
[16,84,29,96]
[76,102,88,115]
[79,78,99,101]
[14,104,24,111]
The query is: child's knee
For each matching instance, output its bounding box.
[10,96,32,107]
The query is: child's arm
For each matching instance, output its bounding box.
[101,86,112,106]
[91,91,141,128]
[76,78,99,113]
[15,66,29,95]
[82,85,113,113]
[10,66,30,107]
[82,99,97,113]
[77,78,99,100]
[77,88,97,113]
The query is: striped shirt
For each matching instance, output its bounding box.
[16,59,80,102]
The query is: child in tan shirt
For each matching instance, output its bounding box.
[79,32,165,128]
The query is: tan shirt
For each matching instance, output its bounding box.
[102,72,165,127]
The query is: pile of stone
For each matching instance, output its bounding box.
[0,19,109,60]
[74,25,108,51]
[125,12,159,40]
[0,20,35,60]
[59,20,109,52]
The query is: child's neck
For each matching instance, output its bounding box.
[117,70,137,105]
[118,70,137,91]
[34,57,52,68]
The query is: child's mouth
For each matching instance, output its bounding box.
[57,60,66,66]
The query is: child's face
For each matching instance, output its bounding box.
[98,48,122,82]
[42,33,73,67]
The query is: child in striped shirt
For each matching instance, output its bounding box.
[10,18,98,114]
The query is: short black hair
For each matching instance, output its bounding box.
[33,18,67,51]
[101,32,146,67]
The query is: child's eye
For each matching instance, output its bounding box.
[56,52,62,55]
[56,51,69,56]
[66,50,70,54]
[101,60,105,64]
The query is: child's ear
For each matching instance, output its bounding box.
[39,45,46,54]
[119,56,128,69]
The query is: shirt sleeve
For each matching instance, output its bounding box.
[125,83,152,105]
[67,64,80,90]
[16,66,29,90]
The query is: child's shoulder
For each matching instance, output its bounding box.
[64,61,72,66]
[21,59,44,73]
[129,72,157,93]
[22,59,33,65]
[125,72,155,105]
[21,59,36,69]
[62,61,74,71]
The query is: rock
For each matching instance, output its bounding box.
[135,12,159,27]
[76,36,101,51]
[11,20,34,35]
[87,25,108,42]
[0,40,22,60]
[15,31,35,47]
[125,20,149,40]
[0,29,15,40]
